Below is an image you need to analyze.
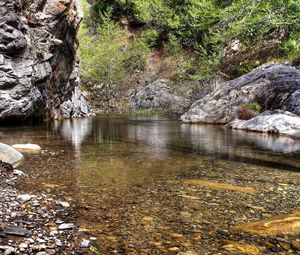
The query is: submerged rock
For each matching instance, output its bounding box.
[131,79,189,114]
[222,241,261,255]
[0,142,23,168]
[182,179,257,194]
[233,211,300,236]
[12,144,41,153]
[181,64,300,123]
[227,110,300,138]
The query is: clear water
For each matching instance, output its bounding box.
[1,115,299,254]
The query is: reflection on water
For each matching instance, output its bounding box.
[53,115,300,155]
[0,115,300,254]
[53,118,92,151]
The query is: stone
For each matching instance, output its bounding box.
[13,169,25,175]
[222,241,261,255]
[181,64,300,123]
[12,144,42,153]
[227,110,300,138]
[130,79,189,115]
[291,239,300,250]
[57,87,93,119]
[56,201,70,208]
[18,243,28,249]
[3,246,15,255]
[0,142,23,168]
[58,223,75,230]
[3,226,31,236]
[169,247,180,252]
[0,0,91,121]
[169,233,184,238]
[182,179,257,194]
[81,239,90,248]
[142,216,154,222]
[233,211,300,236]
[16,194,32,202]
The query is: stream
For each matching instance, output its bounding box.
[1,115,300,254]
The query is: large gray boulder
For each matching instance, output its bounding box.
[181,64,300,123]
[58,87,92,119]
[0,0,91,121]
[0,142,23,168]
[227,110,300,138]
[131,79,189,114]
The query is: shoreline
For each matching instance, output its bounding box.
[0,165,83,254]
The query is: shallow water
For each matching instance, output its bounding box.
[1,115,300,254]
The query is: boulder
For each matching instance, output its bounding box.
[181,64,300,123]
[131,79,189,114]
[12,143,41,153]
[0,0,91,121]
[56,87,92,119]
[0,142,23,167]
[227,110,300,138]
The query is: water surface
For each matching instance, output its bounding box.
[0,115,299,254]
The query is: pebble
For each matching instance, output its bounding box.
[58,223,75,230]
[16,194,32,202]
[81,239,90,247]
[13,169,25,176]
[56,201,70,208]
[169,247,180,252]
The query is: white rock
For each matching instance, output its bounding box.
[18,243,28,249]
[13,169,25,176]
[81,239,90,247]
[0,142,24,168]
[16,194,32,202]
[227,110,300,138]
[56,201,70,208]
[12,144,42,153]
[58,223,75,230]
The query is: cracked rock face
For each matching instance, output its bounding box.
[181,64,300,124]
[0,0,88,121]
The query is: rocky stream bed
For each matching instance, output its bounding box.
[0,126,300,255]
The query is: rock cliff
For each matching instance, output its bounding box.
[0,0,89,121]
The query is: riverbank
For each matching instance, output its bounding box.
[0,162,84,254]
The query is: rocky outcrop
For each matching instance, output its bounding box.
[0,0,90,121]
[131,79,189,114]
[181,64,300,123]
[227,110,300,138]
[57,87,92,119]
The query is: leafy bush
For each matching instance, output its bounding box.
[237,101,262,120]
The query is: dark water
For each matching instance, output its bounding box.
[1,115,300,254]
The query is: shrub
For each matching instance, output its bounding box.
[237,101,262,120]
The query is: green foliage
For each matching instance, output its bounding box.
[164,33,181,56]
[133,109,162,115]
[79,8,150,100]
[140,29,160,49]
[79,0,300,100]
[79,12,127,86]
[244,101,262,112]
